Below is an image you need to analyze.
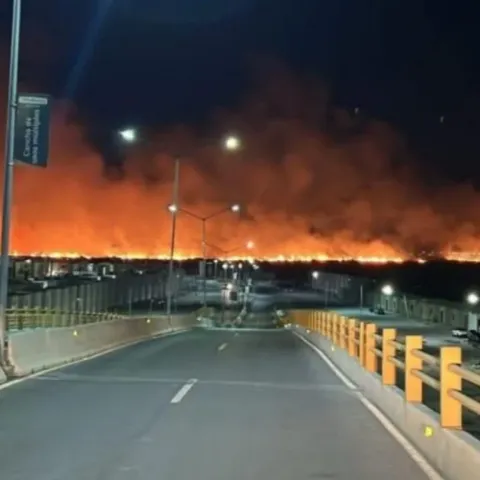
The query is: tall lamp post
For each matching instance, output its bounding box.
[119,129,242,317]
[0,0,22,367]
[168,204,241,307]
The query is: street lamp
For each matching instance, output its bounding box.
[119,128,137,143]
[224,135,241,151]
[312,271,319,280]
[381,284,394,296]
[120,130,241,317]
[169,204,241,307]
[467,292,479,306]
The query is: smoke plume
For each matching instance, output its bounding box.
[2,63,480,261]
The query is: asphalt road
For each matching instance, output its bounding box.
[0,329,431,480]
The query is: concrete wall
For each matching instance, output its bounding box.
[7,313,197,378]
[294,326,480,480]
[376,292,471,328]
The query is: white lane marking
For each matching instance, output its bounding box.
[218,343,228,351]
[170,379,197,404]
[294,332,444,480]
[0,328,191,393]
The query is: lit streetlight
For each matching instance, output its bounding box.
[467,292,479,306]
[224,135,241,151]
[119,128,137,143]
[312,271,319,280]
[381,284,394,296]
[120,129,242,316]
[168,204,241,306]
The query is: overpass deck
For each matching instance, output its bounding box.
[0,329,434,479]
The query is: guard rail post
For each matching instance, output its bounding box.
[440,345,462,429]
[382,328,397,385]
[325,312,331,340]
[332,314,339,346]
[320,311,325,335]
[358,322,365,365]
[405,335,423,403]
[364,323,377,373]
[348,318,356,356]
[339,316,347,349]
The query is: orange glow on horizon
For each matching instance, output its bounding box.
[3,72,480,263]
[9,250,480,264]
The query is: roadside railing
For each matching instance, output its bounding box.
[291,309,480,431]
[6,307,130,330]
[6,306,208,331]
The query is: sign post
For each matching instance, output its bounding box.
[14,94,51,167]
[0,0,22,369]
[0,89,50,367]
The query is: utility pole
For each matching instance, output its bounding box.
[0,0,22,368]
[166,158,180,321]
[202,219,207,308]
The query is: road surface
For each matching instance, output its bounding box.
[0,329,431,479]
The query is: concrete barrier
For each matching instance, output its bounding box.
[295,325,480,480]
[7,313,197,377]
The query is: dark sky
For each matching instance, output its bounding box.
[1,0,480,180]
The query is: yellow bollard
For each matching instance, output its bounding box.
[381,328,397,385]
[440,346,462,429]
[348,319,356,357]
[358,322,365,365]
[364,323,377,373]
[339,317,347,349]
[404,335,423,403]
[331,314,339,345]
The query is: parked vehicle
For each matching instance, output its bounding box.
[451,328,468,339]
[467,330,480,345]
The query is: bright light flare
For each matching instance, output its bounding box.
[119,128,137,143]
[246,240,255,250]
[224,135,241,151]
[466,292,479,306]
[231,204,241,213]
[381,284,394,296]
[168,204,178,213]
[312,271,319,279]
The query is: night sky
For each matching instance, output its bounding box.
[1,0,480,179]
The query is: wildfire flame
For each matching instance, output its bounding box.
[3,68,480,262]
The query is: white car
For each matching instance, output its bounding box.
[452,328,468,339]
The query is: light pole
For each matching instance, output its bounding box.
[0,0,22,367]
[119,130,241,316]
[168,204,241,307]
[166,159,180,321]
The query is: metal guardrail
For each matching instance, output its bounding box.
[6,307,130,330]
[292,309,480,431]
[6,306,208,331]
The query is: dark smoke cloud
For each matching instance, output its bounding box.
[1,60,480,260]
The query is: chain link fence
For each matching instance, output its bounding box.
[6,269,186,330]
[310,271,374,307]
